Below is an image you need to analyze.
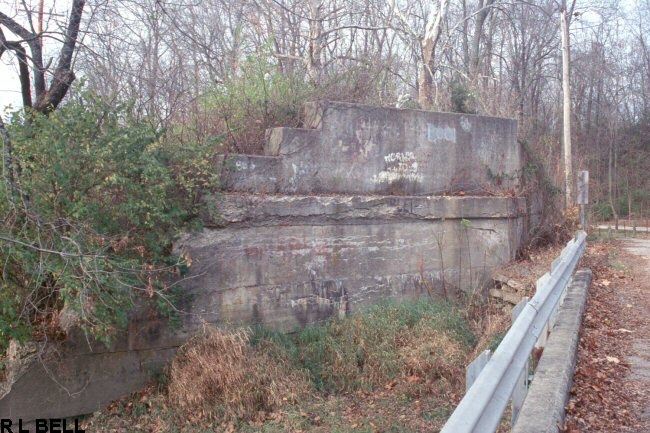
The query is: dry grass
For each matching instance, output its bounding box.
[168,325,309,422]
[291,301,476,393]
[464,302,512,360]
[400,325,466,385]
[83,298,538,432]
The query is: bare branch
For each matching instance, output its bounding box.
[33,0,86,112]
[0,10,35,41]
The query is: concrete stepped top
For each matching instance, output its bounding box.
[220,100,521,196]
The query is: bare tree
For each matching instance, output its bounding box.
[0,0,86,113]
[418,0,449,107]
[18,0,641,222]
[469,0,495,78]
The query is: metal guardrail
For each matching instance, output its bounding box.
[440,231,587,433]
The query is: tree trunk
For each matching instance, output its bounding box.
[469,0,495,78]
[306,0,324,85]
[418,0,449,108]
[609,134,618,226]
[627,175,632,220]
[461,0,469,70]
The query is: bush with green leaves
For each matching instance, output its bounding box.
[197,48,399,155]
[203,51,311,154]
[0,94,219,350]
[591,202,614,221]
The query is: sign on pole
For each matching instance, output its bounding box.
[577,171,589,205]
[577,171,589,230]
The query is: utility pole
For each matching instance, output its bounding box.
[561,0,573,208]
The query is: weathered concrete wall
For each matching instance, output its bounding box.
[180,194,525,332]
[222,101,520,195]
[0,313,184,425]
[0,101,525,426]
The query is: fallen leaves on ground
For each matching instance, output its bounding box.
[562,241,650,432]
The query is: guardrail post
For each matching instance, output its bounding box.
[511,298,529,425]
[512,366,528,425]
[466,350,492,392]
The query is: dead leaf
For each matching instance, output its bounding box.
[384,380,397,389]
[181,248,192,267]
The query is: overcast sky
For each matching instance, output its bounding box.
[0,0,73,111]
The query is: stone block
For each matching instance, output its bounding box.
[264,127,321,156]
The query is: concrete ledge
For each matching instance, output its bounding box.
[202,193,526,227]
[512,268,593,433]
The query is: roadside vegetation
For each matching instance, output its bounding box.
[0,94,219,351]
[83,300,495,433]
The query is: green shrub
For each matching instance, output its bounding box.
[592,202,614,221]
[0,93,218,349]
[613,189,650,218]
[202,50,312,154]
[449,79,477,114]
[196,48,399,155]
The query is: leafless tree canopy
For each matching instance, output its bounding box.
[2,0,650,217]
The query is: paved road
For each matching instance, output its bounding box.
[623,238,650,258]
[621,238,650,427]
